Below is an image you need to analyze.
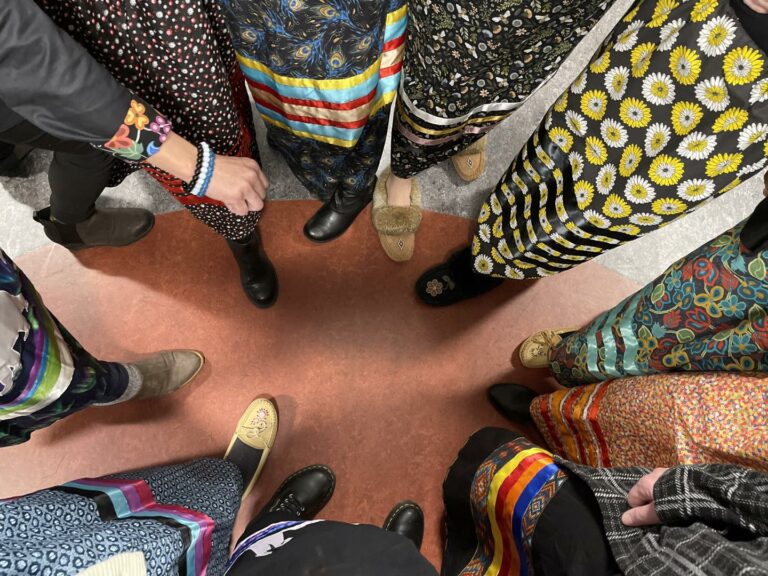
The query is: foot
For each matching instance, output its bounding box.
[34,206,154,250]
[226,229,278,309]
[383,501,424,550]
[131,350,205,400]
[304,184,373,243]
[487,383,538,423]
[386,174,413,208]
[372,170,422,262]
[225,398,279,500]
[518,328,576,368]
[256,465,336,520]
[415,247,504,306]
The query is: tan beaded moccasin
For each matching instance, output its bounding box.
[372,169,422,262]
[225,398,279,500]
[518,328,579,368]
[451,136,487,182]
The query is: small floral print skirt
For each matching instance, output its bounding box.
[391,0,615,179]
[550,220,768,385]
[530,372,768,471]
[472,0,768,279]
[37,0,261,240]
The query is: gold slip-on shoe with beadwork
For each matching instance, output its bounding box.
[518,328,579,368]
[225,398,278,500]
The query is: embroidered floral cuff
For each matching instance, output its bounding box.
[97,97,172,162]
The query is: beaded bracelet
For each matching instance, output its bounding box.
[185,142,215,198]
[198,151,216,198]
[184,142,205,195]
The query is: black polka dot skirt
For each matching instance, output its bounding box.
[37,0,261,240]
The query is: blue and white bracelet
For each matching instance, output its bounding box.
[185,142,215,198]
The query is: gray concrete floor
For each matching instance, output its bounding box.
[1,0,765,284]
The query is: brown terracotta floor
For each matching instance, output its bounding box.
[1,201,638,568]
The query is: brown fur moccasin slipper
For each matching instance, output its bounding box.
[372,170,422,262]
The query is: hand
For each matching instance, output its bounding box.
[143,132,268,216]
[205,155,269,216]
[744,0,768,13]
[621,468,668,527]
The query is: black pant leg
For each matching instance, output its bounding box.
[531,474,622,576]
[0,120,114,223]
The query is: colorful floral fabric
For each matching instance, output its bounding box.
[472,0,768,279]
[97,98,170,162]
[531,372,768,471]
[37,0,261,241]
[550,220,768,385]
[221,0,406,201]
[0,459,242,576]
[391,0,615,179]
[0,250,127,447]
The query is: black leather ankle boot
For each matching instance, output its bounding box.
[256,465,335,521]
[226,229,278,309]
[383,501,424,550]
[33,206,154,250]
[303,180,375,243]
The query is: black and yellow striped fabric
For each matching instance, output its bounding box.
[474,0,768,279]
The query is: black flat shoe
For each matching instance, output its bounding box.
[416,247,504,306]
[383,501,424,550]
[227,229,278,309]
[33,206,154,250]
[256,465,336,521]
[487,383,538,423]
[303,182,374,243]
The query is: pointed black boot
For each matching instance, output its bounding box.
[303,180,374,243]
[226,229,278,309]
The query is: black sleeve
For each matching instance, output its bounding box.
[0,0,133,143]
